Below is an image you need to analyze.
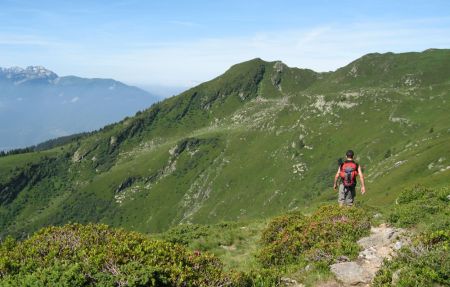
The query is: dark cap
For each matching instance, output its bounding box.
[346,150,354,158]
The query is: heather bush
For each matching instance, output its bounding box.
[388,185,449,230]
[0,224,226,286]
[257,205,371,267]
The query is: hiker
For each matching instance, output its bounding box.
[333,150,366,206]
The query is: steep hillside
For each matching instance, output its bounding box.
[0,49,449,237]
[0,66,158,150]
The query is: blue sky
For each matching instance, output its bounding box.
[1,0,449,89]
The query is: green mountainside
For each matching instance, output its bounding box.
[0,49,449,238]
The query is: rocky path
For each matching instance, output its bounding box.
[281,223,407,287]
[328,223,407,286]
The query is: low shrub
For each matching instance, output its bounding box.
[161,223,211,246]
[257,205,371,267]
[0,223,226,286]
[388,185,449,230]
[228,269,281,287]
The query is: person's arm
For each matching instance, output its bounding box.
[358,165,366,194]
[333,167,340,190]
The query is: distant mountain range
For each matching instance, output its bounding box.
[0,66,159,150]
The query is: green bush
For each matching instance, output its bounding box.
[0,223,227,286]
[388,185,449,230]
[227,269,281,287]
[373,229,449,287]
[257,205,371,267]
[161,224,211,246]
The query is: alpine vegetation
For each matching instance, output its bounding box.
[0,49,449,285]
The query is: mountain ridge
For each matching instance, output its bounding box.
[0,48,449,237]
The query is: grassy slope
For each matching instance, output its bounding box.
[0,49,449,237]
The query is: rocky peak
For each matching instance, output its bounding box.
[273,61,286,73]
[0,65,58,84]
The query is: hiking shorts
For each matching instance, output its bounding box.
[338,184,356,206]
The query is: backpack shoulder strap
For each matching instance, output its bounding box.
[352,162,359,175]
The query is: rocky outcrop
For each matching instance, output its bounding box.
[115,177,136,193]
[271,61,286,90]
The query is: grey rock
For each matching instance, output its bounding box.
[280,277,304,287]
[359,247,379,261]
[373,213,383,219]
[394,241,403,250]
[330,262,371,285]
[357,227,398,249]
[315,280,342,287]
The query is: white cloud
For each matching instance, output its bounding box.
[1,18,449,89]
[86,19,450,88]
[70,97,79,103]
[0,34,57,46]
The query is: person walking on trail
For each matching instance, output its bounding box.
[333,150,366,206]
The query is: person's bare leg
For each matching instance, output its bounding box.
[338,184,345,207]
